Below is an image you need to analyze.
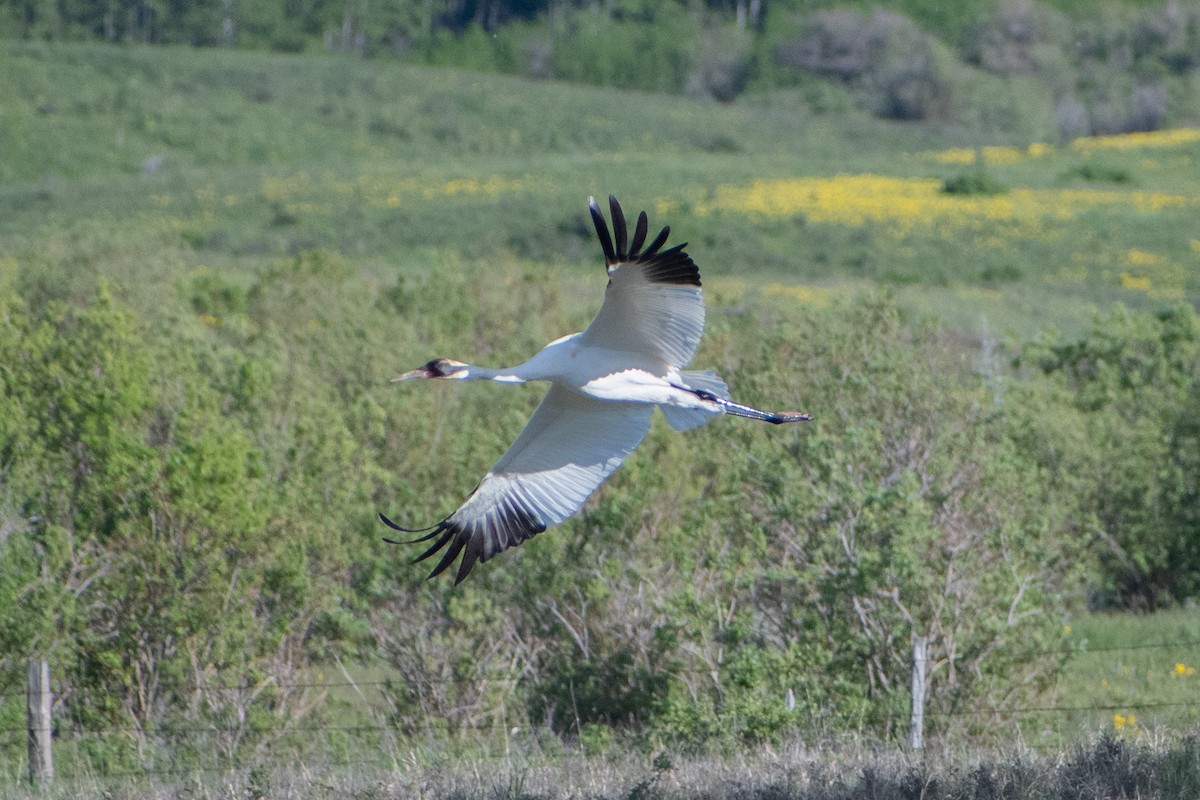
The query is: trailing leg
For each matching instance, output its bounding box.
[690,388,811,424]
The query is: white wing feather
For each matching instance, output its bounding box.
[580,266,704,370]
[405,385,653,583]
[579,195,705,371]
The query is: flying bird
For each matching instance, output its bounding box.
[382,195,810,583]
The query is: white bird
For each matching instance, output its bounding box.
[383,195,810,584]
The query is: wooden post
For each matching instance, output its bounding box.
[27,660,53,787]
[909,636,927,751]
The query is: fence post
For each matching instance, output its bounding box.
[27,660,53,788]
[909,636,927,752]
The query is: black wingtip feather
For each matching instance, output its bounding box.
[388,501,550,584]
[380,512,442,543]
[643,243,701,287]
[609,195,627,259]
[589,197,617,265]
[589,196,700,286]
[421,524,468,580]
[643,225,670,257]
[629,211,649,258]
[456,534,484,585]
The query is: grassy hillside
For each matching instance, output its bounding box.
[1,40,1199,791]
[4,41,1198,335]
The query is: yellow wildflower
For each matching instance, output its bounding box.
[1113,713,1137,731]
[932,147,976,165]
[695,175,1195,236]
[762,283,836,307]
[1120,272,1152,291]
[981,146,1022,165]
[1125,249,1161,266]
[930,144,1042,164]
[1174,662,1196,677]
[1072,128,1200,152]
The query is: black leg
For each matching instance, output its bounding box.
[682,387,811,424]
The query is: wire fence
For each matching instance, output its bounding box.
[5,637,1199,786]
[4,636,1198,702]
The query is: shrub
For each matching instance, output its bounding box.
[543,6,699,94]
[0,280,367,766]
[686,26,753,102]
[1062,161,1133,183]
[1132,2,1200,74]
[1054,92,1091,139]
[775,9,877,82]
[942,169,1009,195]
[963,0,1073,78]
[741,297,1068,725]
[1017,306,1200,609]
[644,297,1071,745]
[775,9,956,120]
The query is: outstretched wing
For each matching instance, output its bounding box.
[383,385,653,584]
[579,195,704,371]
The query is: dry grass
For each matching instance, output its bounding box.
[15,733,1199,800]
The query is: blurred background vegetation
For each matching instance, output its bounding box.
[7,0,1200,137]
[1,0,1199,792]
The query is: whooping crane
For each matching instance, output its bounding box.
[382,195,810,583]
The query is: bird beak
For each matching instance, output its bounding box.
[391,367,433,382]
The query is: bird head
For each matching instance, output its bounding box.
[393,358,469,381]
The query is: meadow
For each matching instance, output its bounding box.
[1,39,1200,797]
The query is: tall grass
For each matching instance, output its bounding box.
[6,735,1200,799]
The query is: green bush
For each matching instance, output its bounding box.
[942,169,1009,195]
[773,8,958,120]
[544,6,700,94]
[1018,305,1200,609]
[703,296,1069,737]
[0,281,361,766]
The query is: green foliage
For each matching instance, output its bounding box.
[2,39,1200,776]
[687,297,1068,740]
[1062,161,1135,183]
[1018,305,1200,609]
[545,6,700,94]
[6,0,1200,132]
[942,169,1009,195]
[0,275,368,766]
[770,7,960,121]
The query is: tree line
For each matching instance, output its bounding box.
[0,0,763,52]
[6,0,1200,136]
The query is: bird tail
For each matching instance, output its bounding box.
[660,370,729,431]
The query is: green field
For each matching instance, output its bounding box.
[2,39,1200,796]
[4,42,1198,334]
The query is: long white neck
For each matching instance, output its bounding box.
[461,365,527,384]
[460,333,581,384]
